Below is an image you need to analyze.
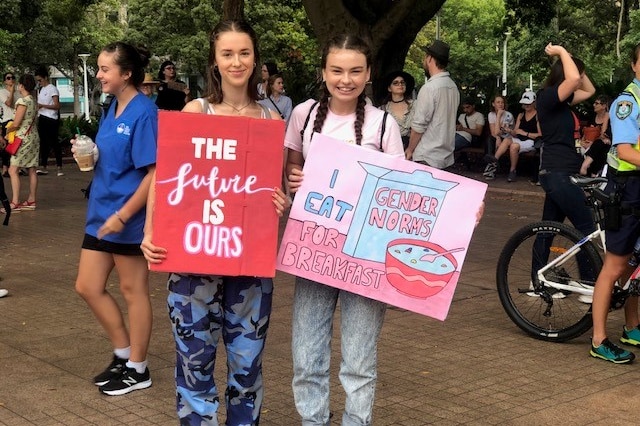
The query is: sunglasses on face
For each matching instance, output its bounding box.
[392,80,406,86]
[5,76,14,80]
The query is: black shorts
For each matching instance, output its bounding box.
[604,177,640,255]
[82,234,143,256]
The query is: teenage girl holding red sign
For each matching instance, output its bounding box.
[141,20,288,426]
[285,34,405,425]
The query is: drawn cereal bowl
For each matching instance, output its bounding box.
[385,239,458,298]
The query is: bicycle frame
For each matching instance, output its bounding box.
[535,226,605,296]
[535,174,640,297]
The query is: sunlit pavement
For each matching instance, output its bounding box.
[1,164,638,425]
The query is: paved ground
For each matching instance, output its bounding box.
[0,164,639,425]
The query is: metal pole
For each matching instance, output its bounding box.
[78,54,90,121]
[502,33,511,97]
[502,39,507,96]
[617,0,624,59]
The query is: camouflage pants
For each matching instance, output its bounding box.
[167,273,273,426]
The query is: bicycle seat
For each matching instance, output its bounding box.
[570,175,608,187]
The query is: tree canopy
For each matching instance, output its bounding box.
[2,0,640,115]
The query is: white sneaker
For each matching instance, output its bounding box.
[578,294,593,304]
[0,289,8,298]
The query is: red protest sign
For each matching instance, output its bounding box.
[151,110,285,277]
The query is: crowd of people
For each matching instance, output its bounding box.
[3,16,640,424]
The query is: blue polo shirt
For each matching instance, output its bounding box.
[86,93,157,244]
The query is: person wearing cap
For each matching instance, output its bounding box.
[406,39,460,169]
[140,73,160,102]
[454,97,484,150]
[379,70,415,148]
[155,60,191,111]
[492,90,541,182]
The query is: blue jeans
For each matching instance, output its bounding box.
[533,171,597,280]
[167,274,273,426]
[454,133,471,151]
[291,277,386,426]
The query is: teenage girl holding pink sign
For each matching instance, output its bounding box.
[285,34,404,425]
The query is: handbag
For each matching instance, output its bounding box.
[6,121,33,156]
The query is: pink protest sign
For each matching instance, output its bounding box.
[151,110,285,277]
[277,134,487,320]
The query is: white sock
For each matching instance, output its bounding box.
[126,360,148,374]
[114,346,131,360]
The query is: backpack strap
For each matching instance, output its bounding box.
[300,101,319,140]
[379,111,389,151]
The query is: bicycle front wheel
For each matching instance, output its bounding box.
[496,220,602,342]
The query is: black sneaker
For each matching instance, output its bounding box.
[99,367,152,396]
[93,355,127,386]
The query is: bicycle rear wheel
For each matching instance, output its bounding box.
[496,220,602,342]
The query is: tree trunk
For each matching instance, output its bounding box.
[223,0,244,20]
[303,0,445,104]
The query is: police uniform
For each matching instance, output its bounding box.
[605,79,640,255]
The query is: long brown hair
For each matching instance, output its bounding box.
[543,56,585,88]
[206,20,260,104]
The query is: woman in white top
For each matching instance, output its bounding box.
[285,34,403,425]
[140,19,288,425]
[34,66,62,176]
[483,94,515,180]
[257,61,278,100]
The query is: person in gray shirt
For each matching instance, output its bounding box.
[405,40,460,169]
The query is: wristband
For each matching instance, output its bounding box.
[115,210,126,225]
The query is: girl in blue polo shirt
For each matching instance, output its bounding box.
[74,41,157,396]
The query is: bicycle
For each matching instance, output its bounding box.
[496,175,640,342]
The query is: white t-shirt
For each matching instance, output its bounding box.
[284,99,404,159]
[488,110,514,139]
[0,87,15,123]
[37,83,60,120]
[456,111,485,142]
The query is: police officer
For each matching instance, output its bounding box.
[590,42,640,364]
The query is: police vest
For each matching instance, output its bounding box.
[607,82,640,172]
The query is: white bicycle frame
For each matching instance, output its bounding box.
[535,175,640,297]
[535,222,639,296]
